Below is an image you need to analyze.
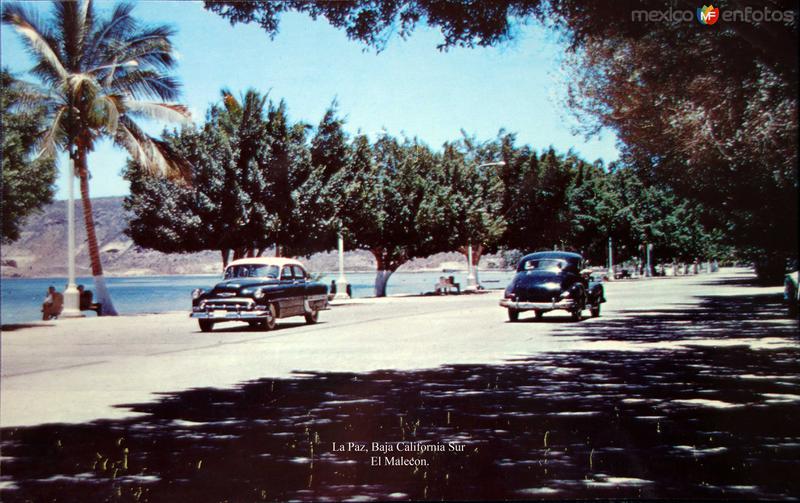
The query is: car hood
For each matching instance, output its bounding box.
[210,278,279,294]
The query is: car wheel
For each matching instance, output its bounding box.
[590,304,601,317]
[305,309,319,324]
[507,309,519,322]
[571,308,583,322]
[199,319,215,332]
[534,310,543,321]
[265,304,278,330]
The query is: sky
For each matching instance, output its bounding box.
[1,1,620,200]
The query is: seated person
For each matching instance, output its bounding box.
[447,275,461,294]
[41,286,64,320]
[77,285,102,314]
[435,276,449,295]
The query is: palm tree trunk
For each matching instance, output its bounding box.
[77,151,118,316]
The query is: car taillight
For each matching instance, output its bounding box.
[505,291,516,300]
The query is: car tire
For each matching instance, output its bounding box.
[199,319,214,332]
[571,308,583,322]
[305,309,319,324]
[265,304,278,330]
[507,309,519,322]
[590,304,601,317]
[534,310,543,321]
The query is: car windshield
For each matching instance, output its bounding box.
[521,259,566,273]
[224,264,280,279]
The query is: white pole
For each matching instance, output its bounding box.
[465,242,478,291]
[646,243,653,278]
[334,230,350,299]
[61,156,83,318]
[607,237,614,281]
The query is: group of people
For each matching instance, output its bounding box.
[41,285,101,320]
[434,276,460,295]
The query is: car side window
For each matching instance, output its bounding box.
[281,266,293,280]
[291,265,306,280]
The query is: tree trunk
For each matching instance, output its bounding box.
[459,243,485,287]
[77,151,118,316]
[374,270,394,298]
[221,249,230,270]
[371,248,405,297]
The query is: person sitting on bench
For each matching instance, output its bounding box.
[447,276,461,294]
[41,286,64,320]
[435,276,450,295]
[78,285,102,315]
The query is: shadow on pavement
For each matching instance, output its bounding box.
[1,291,798,501]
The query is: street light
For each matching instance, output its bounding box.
[464,161,506,292]
[59,155,83,318]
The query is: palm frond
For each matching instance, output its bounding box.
[94,94,122,135]
[3,75,61,112]
[2,4,68,81]
[33,107,67,160]
[124,100,191,124]
[116,116,192,181]
[110,70,181,101]
[82,2,136,67]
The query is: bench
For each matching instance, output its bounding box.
[80,290,103,315]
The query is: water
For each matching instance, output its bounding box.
[0,271,514,325]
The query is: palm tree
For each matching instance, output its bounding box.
[2,0,190,315]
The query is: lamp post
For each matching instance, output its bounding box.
[60,155,83,318]
[607,237,614,281]
[464,161,506,292]
[334,225,350,300]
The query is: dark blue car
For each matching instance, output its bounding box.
[500,251,605,322]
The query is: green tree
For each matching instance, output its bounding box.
[341,135,439,296]
[421,139,506,282]
[126,91,340,267]
[3,0,190,314]
[1,70,57,244]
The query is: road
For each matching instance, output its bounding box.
[1,267,794,428]
[2,267,799,500]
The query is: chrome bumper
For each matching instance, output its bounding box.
[191,309,272,321]
[499,298,575,311]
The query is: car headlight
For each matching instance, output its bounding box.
[254,288,265,300]
[192,288,204,300]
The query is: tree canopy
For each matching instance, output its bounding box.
[1,70,57,244]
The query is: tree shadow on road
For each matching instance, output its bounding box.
[1,291,798,502]
[552,291,796,343]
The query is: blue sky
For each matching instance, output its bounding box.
[1,1,619,199]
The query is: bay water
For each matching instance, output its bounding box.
[0,270,514,325]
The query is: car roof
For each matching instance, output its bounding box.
[520,251,583,262]
[226,257,305,268]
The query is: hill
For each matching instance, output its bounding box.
[1,197,504,278]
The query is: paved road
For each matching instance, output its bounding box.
[1,268,794,427]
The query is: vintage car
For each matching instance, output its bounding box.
[190,257,329,332]
[500,251,605,322]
